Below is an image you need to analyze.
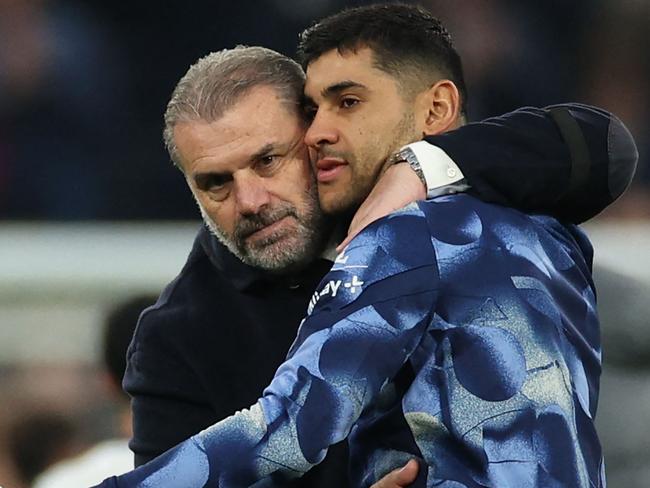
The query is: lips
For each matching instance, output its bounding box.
[242,215,293,244]
[315,157,348,183]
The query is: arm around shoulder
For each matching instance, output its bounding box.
[124,307,216,466]
[423,103,638,223]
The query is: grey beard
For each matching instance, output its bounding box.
[194,192,328,274]
[198,203,247,262]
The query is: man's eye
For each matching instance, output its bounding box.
[340,97,360,109]
[208,177,228,190]
[303,106,317,120]
[196,174,230,192]
[257,155,280,171]
[261,156,276,165]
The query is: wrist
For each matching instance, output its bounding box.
[388,141,468,198]
[384,162,427,200]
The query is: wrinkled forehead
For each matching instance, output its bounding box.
[174,105,306,174]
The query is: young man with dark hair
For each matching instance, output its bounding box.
[296,6,605,486]
[299,3,468,117]
[299,4,471,217]
[99,4,635,487]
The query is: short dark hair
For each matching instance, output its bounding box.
[103,295,157,387]
[297,3,467,115]
[8,411,78,484]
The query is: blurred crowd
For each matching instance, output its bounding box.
[0,0,647,221]
[1,295,155,487]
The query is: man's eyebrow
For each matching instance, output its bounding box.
[320,80,367,99]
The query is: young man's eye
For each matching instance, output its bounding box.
[340,97,360,109]
[303,105,317,120]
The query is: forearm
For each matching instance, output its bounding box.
[96,310,426,487]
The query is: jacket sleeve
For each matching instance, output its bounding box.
[124,307,217,467]
[426,103,638,223]
[93,209,440,488]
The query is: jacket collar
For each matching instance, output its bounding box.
[197,226,266,291]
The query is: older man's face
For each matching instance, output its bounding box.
[174,85,329,272]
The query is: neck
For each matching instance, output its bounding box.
[321,221,348,261]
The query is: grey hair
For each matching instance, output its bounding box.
[163,45,306,168]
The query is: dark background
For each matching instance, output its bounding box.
[0,0,648,221]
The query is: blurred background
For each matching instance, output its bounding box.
[0,0,648,486]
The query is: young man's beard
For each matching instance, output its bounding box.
[316,110,419,216]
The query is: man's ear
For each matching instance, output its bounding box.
[419,79,461,136]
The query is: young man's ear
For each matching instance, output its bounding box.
[419,79,462,136]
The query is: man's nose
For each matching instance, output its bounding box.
[304,110,339,148]
[234,173,271,216]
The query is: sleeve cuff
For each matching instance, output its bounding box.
[402,141,469,198]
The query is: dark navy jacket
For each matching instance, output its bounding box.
[122,104,636,487]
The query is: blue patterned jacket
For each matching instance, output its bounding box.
[97,194,602,487]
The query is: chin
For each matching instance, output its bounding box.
[246,237,315,273]
[315,183,339,211]
[319,196,345,216]
[321,188,367,217]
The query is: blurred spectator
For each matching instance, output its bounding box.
[30,295,156,488]
[423,0,595,117]
[425,0,649,217]
[577,0,650,218]
[7,410,84,486]
[0,0,127,219]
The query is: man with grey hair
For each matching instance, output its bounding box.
[116,37,636,488]
[162,46,332,274]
